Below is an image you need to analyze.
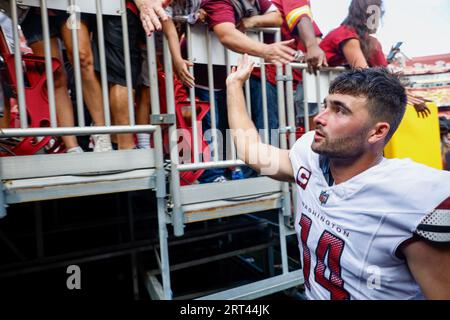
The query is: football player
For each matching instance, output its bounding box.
[225,54,450,299]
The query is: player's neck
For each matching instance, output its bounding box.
[329,152,384,185]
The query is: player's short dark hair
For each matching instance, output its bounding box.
[329,67,407,142]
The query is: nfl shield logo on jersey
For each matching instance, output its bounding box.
[319,191,330,205]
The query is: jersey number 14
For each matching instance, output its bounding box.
[300,214,350,300]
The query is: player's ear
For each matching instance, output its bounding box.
[367,122,390,144]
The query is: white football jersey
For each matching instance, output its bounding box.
[289,131,450,300]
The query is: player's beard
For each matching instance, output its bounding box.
[311,125,370,159]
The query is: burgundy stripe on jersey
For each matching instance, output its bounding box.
[436,197,450,210]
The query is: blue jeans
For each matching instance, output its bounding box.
[250,76,279,143]
[195,87,227,183]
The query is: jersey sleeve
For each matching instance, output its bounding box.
[365,159,450,259]
[201,0,236,29]
[415,197,450,243]
[282,0,313,33]
[332,25,359,50]
[319,26,359,66]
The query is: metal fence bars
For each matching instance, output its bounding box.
[0,0,171,299]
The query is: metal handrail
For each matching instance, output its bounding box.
[0,125,157,137]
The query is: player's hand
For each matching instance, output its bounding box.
[135,0,169,36]
[305,43,327,75]
[174,59,195,88]
[263,39,296,66]
[407,93,432,118]
[226,54,255,87]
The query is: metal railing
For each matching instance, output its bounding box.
[0,0,165,209]
[5,0,134,129]
[0,0,172,299]
[163,30,292,281]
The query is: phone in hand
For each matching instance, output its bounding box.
[387,42,403,62]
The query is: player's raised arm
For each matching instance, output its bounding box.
[226,55,294,182]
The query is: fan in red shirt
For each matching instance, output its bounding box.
[251,0,326,89]
[320,24,387,68]
[320,0,431,117]
[197,0,296,90]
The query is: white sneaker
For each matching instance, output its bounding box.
[91,134,112,152]
[136,144,151,150]
[66,146,84,153]
[136,133,151,149]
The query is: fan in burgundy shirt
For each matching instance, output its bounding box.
[195,0,295,89]
[252,0,326,88]
[319,0,431,117]
[320,24,387,68]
